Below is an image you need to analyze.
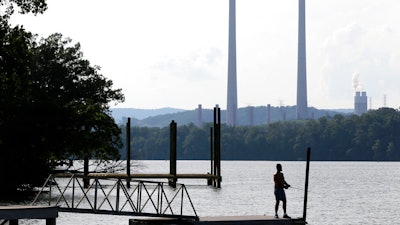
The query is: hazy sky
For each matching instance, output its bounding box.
[10,0,400,110]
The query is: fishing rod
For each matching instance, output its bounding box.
[289,185,322,196]
[289,186,304,191]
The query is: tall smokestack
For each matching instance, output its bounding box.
[197,104,203,127]
[227,0,237,126]
[296,0,308,119]
[267,104,271,124]
[249,106,254,126]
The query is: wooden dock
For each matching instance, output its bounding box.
[54,172,221,186]
[122,112,223,188]
[0,205,59,225]
[85,172,219,179]
[129,216,306,225]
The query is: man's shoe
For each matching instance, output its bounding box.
[283,214,291,219]
[274,215,279,219]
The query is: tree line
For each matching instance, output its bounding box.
[121,108,400,161]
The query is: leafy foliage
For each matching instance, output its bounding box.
[1,0,47,20]
[0,17,124,198]
[122,108,400,161]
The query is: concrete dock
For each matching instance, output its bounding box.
[129,215,306,225]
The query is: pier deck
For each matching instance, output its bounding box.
[87,172,220,180]
[0,205,59,225]
[130,215,306,225]
[53,172,221,185]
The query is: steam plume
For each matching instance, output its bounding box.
[352,72,363,91]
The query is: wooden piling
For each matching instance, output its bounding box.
[303,147,311,222]
[169,120,177,188]
[126,117,131,188]
[208,127,214,186]
[83,154,89,188]
[213,107,221,188]
[216,107,221,188]
[213,109,217,187]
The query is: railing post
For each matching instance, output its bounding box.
[49,175,52,206]
[180,184,185,216]
[116,180,120,212]
[138,182,142,213]
[156,183,160,214]
[94,179,98,211]
[158,183,163,214]
[72,177,75,208]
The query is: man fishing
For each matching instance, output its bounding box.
[274,163,290,219]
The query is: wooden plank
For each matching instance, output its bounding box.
[70,173,220,180]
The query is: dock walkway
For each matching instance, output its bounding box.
[129,215,306,225]
[0,205,59,225]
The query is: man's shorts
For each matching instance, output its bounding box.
[274,188,286,201]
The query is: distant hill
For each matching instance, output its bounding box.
[111,107,187,123]
[111,106,351,127]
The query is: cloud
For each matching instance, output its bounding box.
[150,47,224,82]
[314,21,400,108]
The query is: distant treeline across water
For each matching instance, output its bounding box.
[119,107,400,161]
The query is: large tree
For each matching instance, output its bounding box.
[0,2,124,198]
[1,0,47,18]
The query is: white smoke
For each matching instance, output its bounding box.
[352,72,363,91]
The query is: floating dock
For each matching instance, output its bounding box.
[0,205,59,225]
[129,216,306,225]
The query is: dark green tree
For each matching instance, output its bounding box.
[0,6,124,197]
[1,0,47,20]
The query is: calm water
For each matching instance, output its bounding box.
[15,160,400,224]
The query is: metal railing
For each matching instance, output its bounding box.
[31,174,198,220]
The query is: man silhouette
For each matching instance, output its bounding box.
[274,163,290,218]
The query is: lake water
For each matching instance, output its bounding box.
[13,160,400,225]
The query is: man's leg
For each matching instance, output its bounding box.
[283,199,287,214]
[282,200,290,218]
[275,200,279,216]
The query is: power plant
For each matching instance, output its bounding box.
[224,0,381,122]
[354,91,368,115]
[197,104,203,126]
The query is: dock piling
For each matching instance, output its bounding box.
[169,120,177,188]
[126,117,131,188]
[208,127,213,186]
[302,147,311,222]
[213,107,221,188]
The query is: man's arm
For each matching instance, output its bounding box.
[282,174,290,189]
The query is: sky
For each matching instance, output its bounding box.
[9,0,400,110]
